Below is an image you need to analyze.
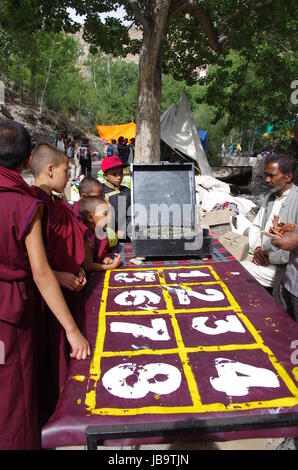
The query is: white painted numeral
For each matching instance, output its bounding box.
[192,315,245,335]
[168,287,224,304]
[169,270,210,281]
[110,318,170,341]
[114,272,157,283]
[114,290,161,309]
[210,358,280,396]
[102,363,181,399]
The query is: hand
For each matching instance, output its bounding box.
[102,256,113,265]
[117,230,126,240]
[110,253,122,269]
[270,216,296,235]
[272,232,298,251]
[55,271,85,291]
[253,247,269,266]
[77,267,87,287]
[66,328,91,360]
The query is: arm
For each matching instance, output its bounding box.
[248,207,264,251]
[248,207,270,265]
[25,213,90,360]
[83,240,122,272]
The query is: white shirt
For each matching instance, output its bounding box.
[241,189,291,287]
[57,139,65,153]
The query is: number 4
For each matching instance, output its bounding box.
[210,358,280,396]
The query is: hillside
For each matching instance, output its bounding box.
[0,89,104,154]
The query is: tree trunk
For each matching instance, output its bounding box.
[30,67,36,105]
[39,55,54,118]
[134,1,171,163]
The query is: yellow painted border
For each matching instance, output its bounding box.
[84,265,298,415]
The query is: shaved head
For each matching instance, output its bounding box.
[30,144,66,176]
[79,177,102,196]
[0,120,31,169]
[80,196,107,222]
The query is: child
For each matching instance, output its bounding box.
[80,196,122,272]
[30,144,87,291]
[72,176,103,220]
[30,144,89,411]
[0,120,90,450]
[101,155,131,241]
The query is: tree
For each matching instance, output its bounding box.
[68,0,297,163]
[0,0,79,103]
[1,1,297,163]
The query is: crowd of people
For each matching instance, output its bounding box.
[50,131,135,182]
[0,117,297,450]
[221,142,243,158]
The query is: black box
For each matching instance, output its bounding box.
[131,162,213,258]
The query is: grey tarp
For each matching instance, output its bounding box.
[160,91,212,175]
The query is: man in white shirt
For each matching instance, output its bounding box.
[56,133,66,154]
[241,155,298,293]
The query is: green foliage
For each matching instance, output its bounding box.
[192,103,228,166]
[83,54,138,124]
[1,0,297,163]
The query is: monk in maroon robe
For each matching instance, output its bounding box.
[0,121,90,450]
[30,145,88,412]
[0,166,44,449]
[71,176,102,221]
[79,195,122,273]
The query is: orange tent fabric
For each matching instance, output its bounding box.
[96,122,136,142]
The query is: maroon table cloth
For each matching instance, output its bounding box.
[42,242,298,448]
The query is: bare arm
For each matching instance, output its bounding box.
[25,214,90,360]
[83,240,122,272]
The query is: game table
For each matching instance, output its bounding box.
[42,241,298,449]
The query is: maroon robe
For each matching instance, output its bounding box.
[72,199,82,221]
[85,228,110,264]
[32,187,87,408]
[0,166,44,449]
[33,188,87,274]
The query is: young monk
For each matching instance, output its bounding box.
[30,144,89,410]
[72,176,103,220]
[0,120,90,450]
[80,196,122,272]
[30,144,87,293]
[72,176,118,249]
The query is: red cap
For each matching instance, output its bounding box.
[101,156,126,172]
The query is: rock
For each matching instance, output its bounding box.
[248,155,267,195]
[212,166,252,184]
[0,104,14,120]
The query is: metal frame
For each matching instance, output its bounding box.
[85,412,298,450]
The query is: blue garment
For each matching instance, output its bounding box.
[198,130,208,150]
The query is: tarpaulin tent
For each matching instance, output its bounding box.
[96,122,136,142]
[160,92,212,175]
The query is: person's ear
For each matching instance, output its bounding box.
[86,213,94,223]
[286,172,293,183]
[47,164,54,178]
[81,192,87,199]
[23,155,32,170]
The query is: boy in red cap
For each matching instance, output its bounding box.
[101,156,131,241]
